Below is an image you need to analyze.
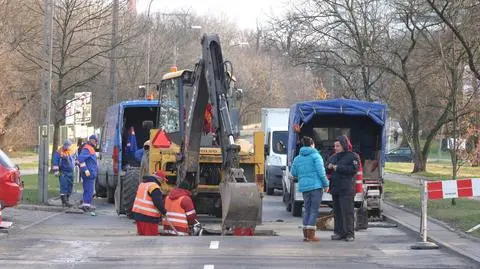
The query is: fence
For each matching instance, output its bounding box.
[412,178,480,249]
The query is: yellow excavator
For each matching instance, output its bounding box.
[144,34,264,234]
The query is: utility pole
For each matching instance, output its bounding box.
[38,0,54,204]
[109,0,119,105]
[145,0,154,87]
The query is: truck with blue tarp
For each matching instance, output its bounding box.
[282,99,388,226]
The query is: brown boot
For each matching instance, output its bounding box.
[307,228,320,242]
[303,228,310,242]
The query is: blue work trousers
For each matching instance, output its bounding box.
[81,176,95,205]
[59,171,73,195]
[302,188,323,227]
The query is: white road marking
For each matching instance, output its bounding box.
[20,212,62,230]
[209,241,219,249]
[204,265,214,269]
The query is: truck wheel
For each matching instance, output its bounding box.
[286,200,292,212]
[122,167,140,218]
[355,206,369,230]
[292,201,303,217]
[107,187,115,204]
[266,186,275,195]
[95,180,107,198]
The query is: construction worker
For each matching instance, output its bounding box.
[162,180,198,236]
[125,126,137,165]
[52,139,76,207]
[132,171,167,236]
[77,134,98,212]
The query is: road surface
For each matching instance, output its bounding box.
[1,192,478,269]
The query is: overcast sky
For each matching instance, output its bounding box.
[135,0,293,30]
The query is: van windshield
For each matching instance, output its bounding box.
[0,149,15,169]
[272,131,288,154]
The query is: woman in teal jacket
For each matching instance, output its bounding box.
[291,136,329,242]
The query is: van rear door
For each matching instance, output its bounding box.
[98,103,120,189]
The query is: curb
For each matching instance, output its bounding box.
[383,204,480,265]
[384,201,480,243]
[15,204,66,213]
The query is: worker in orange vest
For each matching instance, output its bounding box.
[132,170,168,236]
[162,180,199,236]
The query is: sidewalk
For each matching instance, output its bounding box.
[383,202,480,264]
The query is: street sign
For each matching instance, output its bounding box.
[74,92,92,124]
[65,98,75,125]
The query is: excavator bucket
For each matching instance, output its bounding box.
[220,181,262,233]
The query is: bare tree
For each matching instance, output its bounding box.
[266,0,390,101]
[15,0,128,157]
[425,0,480,80]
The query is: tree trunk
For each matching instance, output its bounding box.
[410,89,425,173]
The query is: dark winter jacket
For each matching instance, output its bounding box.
[133,176,167,223]
[328,136,359,196]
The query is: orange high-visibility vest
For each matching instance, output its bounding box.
[132,182,161,218]
[162,196,189,236]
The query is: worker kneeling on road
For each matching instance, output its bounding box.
[163,181,198,236]
[132,170,168,236]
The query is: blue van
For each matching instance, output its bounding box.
[97,100,159,215]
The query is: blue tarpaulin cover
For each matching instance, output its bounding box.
[287,99,388,166]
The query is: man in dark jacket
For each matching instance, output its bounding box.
[327,135,359,242]
[132,170,168,236]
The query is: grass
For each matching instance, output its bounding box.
[7,151,37,158]
[21,174,60,204]
[385,162,480,180]
[384,180,480,238]
[18,162,39,170]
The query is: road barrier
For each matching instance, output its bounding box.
[412,178,480,249]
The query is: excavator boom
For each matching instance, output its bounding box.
[178,34,262,232]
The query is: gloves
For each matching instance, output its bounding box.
[85,170,91,177]
[54,171,60,176]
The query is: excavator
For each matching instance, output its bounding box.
[155,34,262,234]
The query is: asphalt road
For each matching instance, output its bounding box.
[0,191,478,269]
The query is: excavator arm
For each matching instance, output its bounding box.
[177,34,261,233]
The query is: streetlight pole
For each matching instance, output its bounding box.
[38,0,54,203]
[145,0,154,87]
[109,0,119,105]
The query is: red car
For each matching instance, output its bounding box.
[0,149,23,208]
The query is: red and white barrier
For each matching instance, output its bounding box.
[412,178,480,249]
[427,178,480,200]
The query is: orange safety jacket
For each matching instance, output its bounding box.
[162,196,191,236]
[132,182,162,218]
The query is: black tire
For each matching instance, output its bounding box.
[122,167,140,218]
[107,187,115,204]
[286,200,292,212]
[266,187,275,195]
[355,205,369,230]
[292,201,303,217]
[95,179,107,198]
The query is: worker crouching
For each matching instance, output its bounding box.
[132,171,167,236]
[162,181,199,236]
